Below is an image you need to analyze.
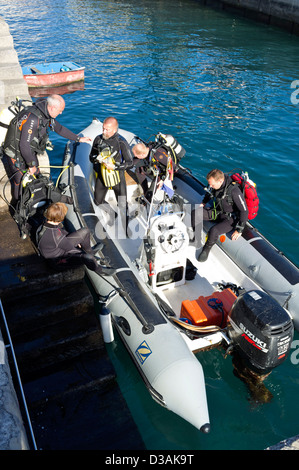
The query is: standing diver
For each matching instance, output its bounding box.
[3,94,91,204]
[89,117,133,233]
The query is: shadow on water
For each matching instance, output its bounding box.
[231,353,274,405]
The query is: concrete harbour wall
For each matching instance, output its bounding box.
[0,16,32,450]
[200,0,299,33]
[0,328,29,450]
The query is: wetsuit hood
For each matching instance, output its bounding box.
[34,98,51,120]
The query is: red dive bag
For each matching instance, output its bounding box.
[230,172,259,220]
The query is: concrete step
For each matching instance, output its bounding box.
[0,211,86,301]
[0,255,86,301]
[22,350,115,404]
[21,351,144,450]
[14,324,104,381]
[1,275,103,380]
[2,280,94,337]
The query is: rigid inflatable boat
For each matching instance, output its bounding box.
[59,118,298,432]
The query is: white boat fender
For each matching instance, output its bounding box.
[99,306,114,343]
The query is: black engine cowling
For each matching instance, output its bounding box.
[227,290,294,375]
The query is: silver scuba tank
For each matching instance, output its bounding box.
[156,132,186,162]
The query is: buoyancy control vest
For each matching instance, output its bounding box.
[3,104,50,166]
[147,133,186,172]
[143,133,185,183]
[14,172,70,239]
[205,171,259,222]
[0,99,32,149]
[99,148,121,187]
[148,145,169,174]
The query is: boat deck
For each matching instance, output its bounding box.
[92,177,260,321]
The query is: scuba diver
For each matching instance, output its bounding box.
[192,169,248,262]
[37,202,115,276]
[131,133,185,201]
[2,94,91,204]
[89,116,133,231]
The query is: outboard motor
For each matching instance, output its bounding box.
[227,290,294,375]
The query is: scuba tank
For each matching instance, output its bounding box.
[0,99,33,147]
[156,132,186,164]
[3,100,53,166]
[0,107,17,148]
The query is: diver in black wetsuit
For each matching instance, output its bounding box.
[89,117,133,230]
[37,202,115,276]
[191,169,248,262]
[131,142,171,200]
[3,94,91,202]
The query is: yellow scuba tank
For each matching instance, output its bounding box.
[98,148,120,187]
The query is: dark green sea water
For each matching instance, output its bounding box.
[2,0,299,450]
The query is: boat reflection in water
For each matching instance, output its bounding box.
[28,80,85,98]
[231,354,273,405]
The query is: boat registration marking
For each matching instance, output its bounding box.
[135,340,152,365]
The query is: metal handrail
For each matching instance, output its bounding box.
[0,298,37,450]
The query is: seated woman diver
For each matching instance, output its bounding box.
[37,202,115,276]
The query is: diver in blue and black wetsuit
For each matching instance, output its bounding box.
[3,94,91,203]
